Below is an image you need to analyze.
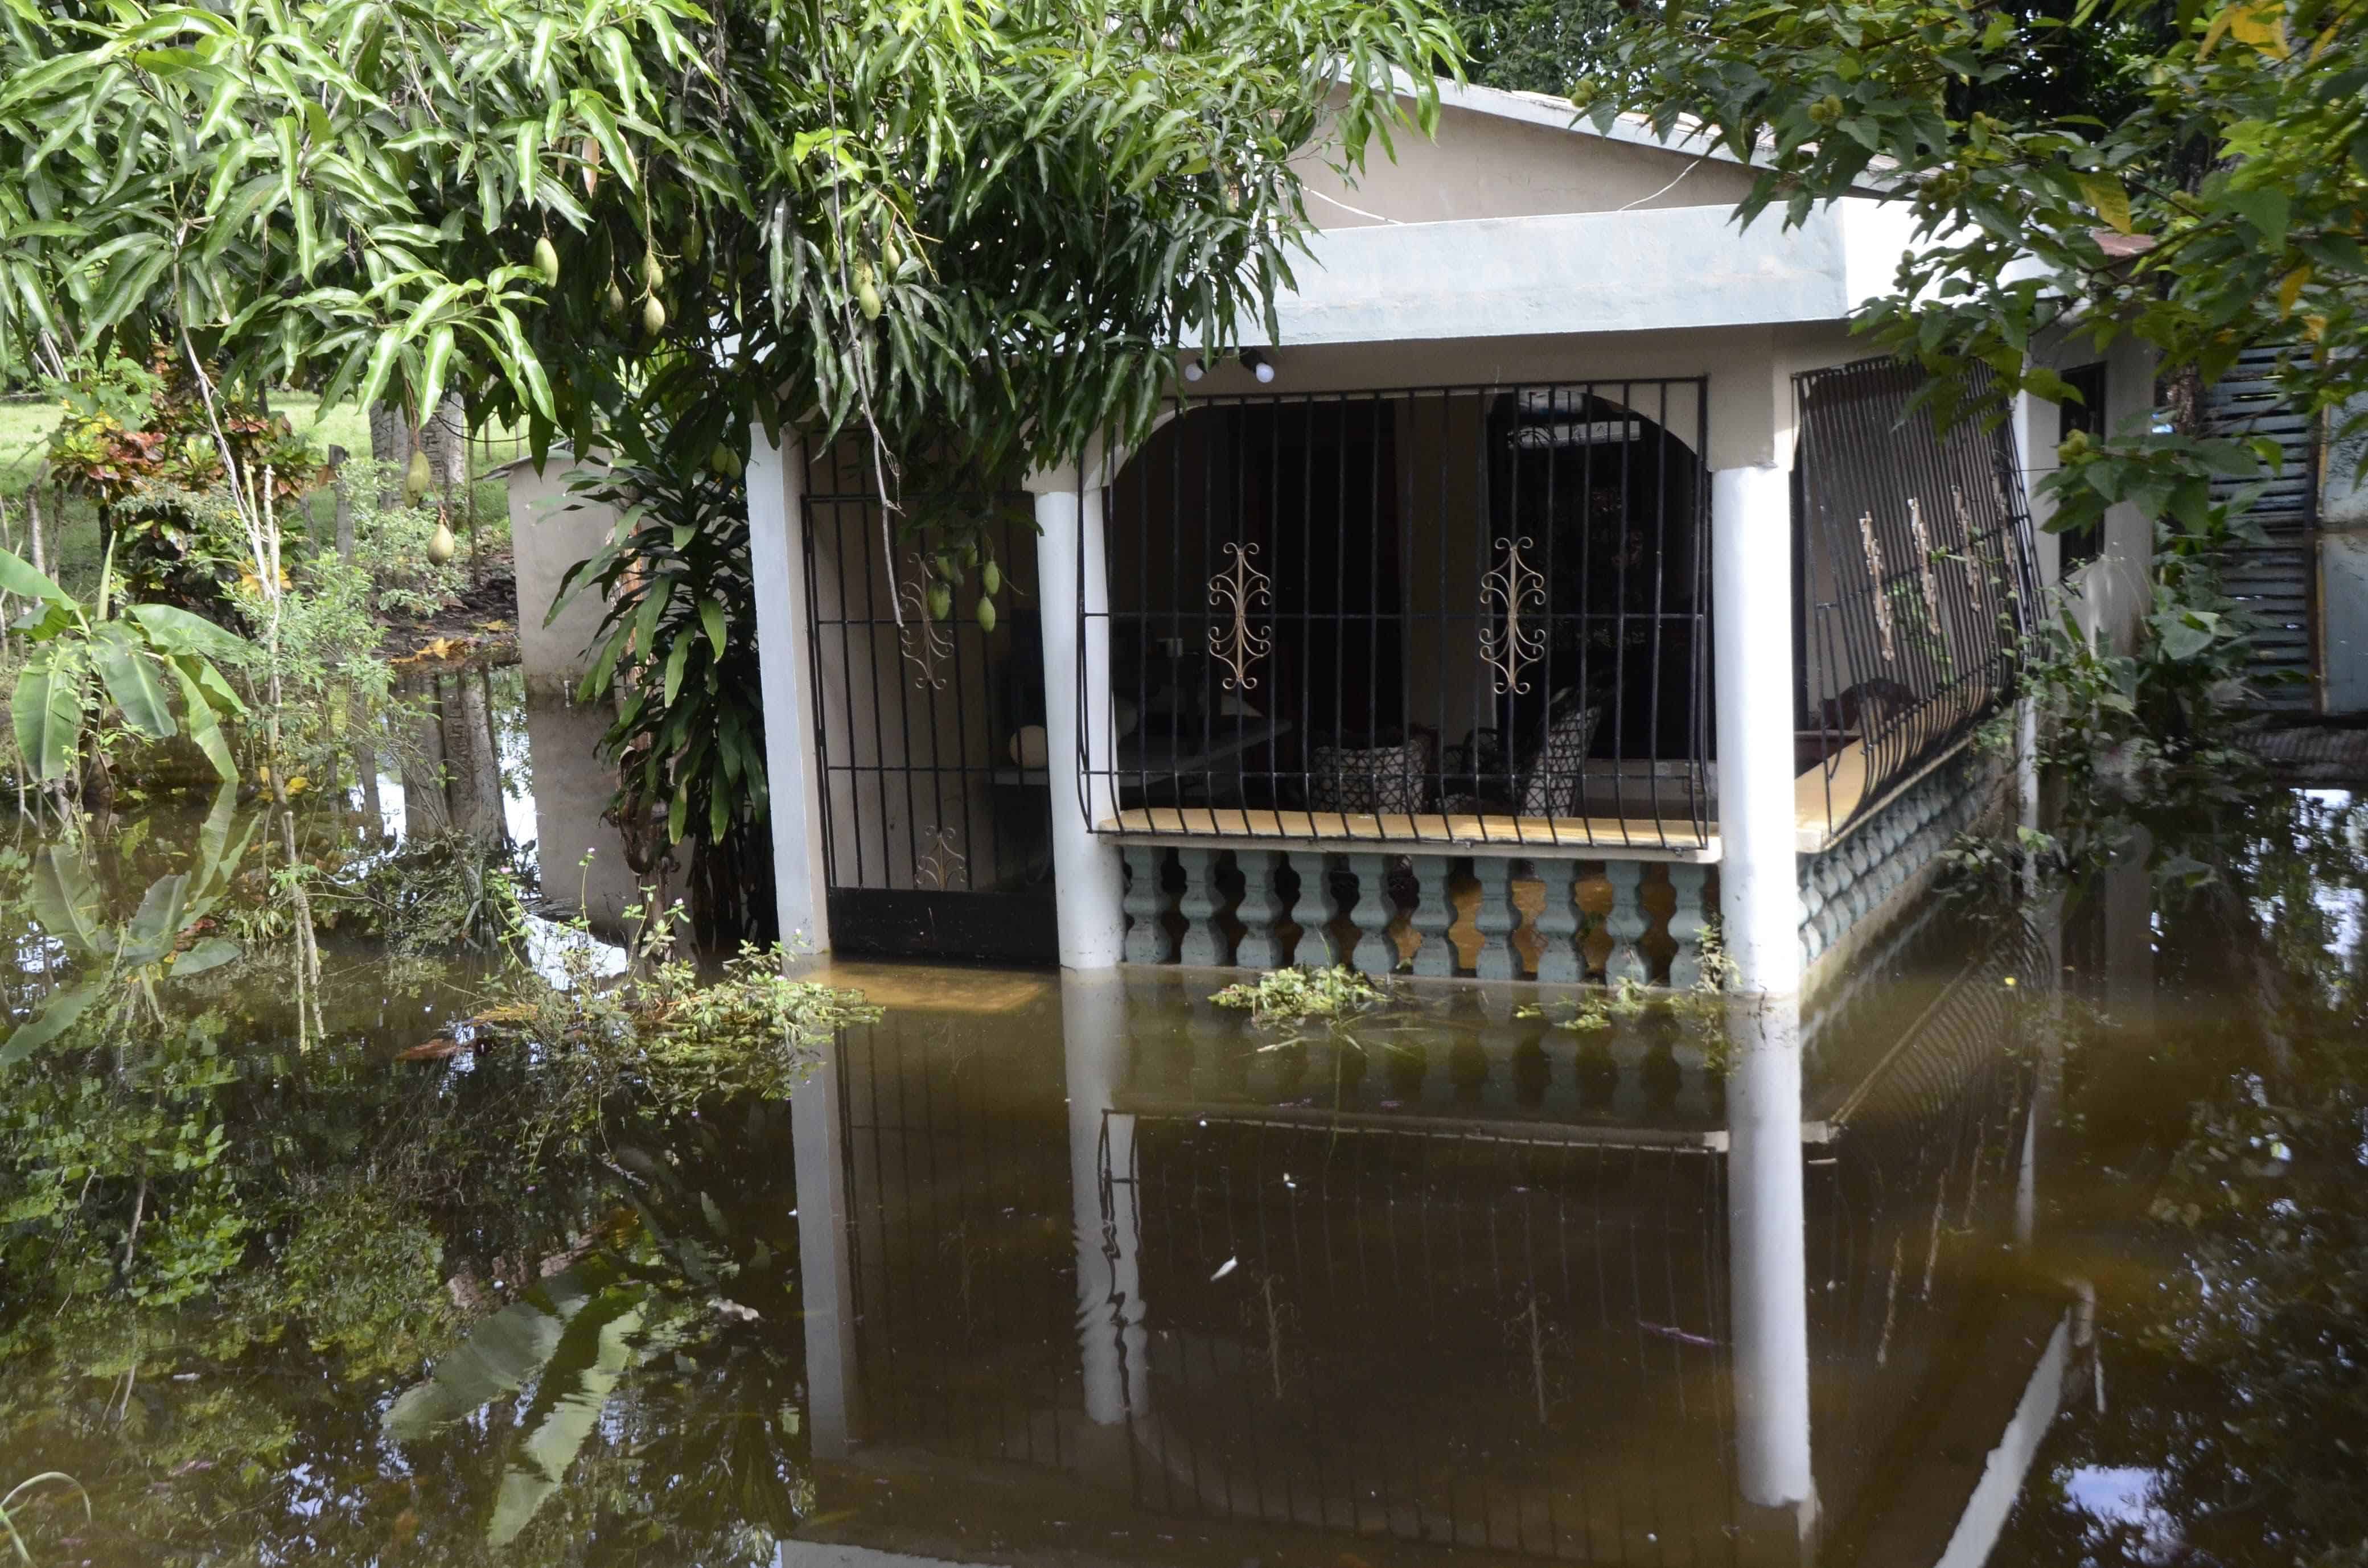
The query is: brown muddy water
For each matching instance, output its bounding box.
[2,666,2363,1567]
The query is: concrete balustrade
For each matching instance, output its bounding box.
[1113,846,1724,987]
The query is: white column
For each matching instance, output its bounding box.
[790,1043,861,1457]
[2016,695,2042,899]
[1726,992,1818,1542]
[1064,971,1147,1435]
[746,432,833,952]
[1028,462,1127,968]
[1713,464,1803,996]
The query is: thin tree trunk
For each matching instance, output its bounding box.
[24,487,46,575]
[330,446,355,563]
[368,403,412,511]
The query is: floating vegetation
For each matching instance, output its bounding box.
[1211,965,1387,1022]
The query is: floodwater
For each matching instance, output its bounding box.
[2,665,2363,1567]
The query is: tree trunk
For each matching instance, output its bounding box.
[417,393,468,490]
[368,403,412,510]
[329,446,355,563]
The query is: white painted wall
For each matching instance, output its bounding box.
[504,451,619,694]
[2016,326,2157,651]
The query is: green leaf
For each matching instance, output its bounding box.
[171,662,237,782]
[13,651,86,783]
[662,631,690,706]
[91,622,176,740]
[699,597,726,660]
[167,937,241,977]
[0,983,101,1069]
[0,549,75,610]
[125,603,250,662]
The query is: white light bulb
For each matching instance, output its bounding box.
[1252,357,1276,384]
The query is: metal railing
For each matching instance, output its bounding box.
[1086,382,1713,851]
[1794,359,2039,839]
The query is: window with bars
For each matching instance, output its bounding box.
[1794,359,2041,838]
[1089,381,1713,852]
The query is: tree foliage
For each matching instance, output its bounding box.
[1574,0,2367,713]
[0,0,1456,478]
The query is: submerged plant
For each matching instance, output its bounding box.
[1211,965,1386,1023]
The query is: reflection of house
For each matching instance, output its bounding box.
[749,80,2057,993]
[783,898,2082,1568]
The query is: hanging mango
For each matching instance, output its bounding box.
[533,235,561,286]
[428,517,458,563]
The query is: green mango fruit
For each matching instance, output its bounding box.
[975,595,998,633]
[533,236,561,286]
[642,294,667,336]
[980,560,1002,596]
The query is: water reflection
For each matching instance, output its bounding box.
[7,778,2362,1566]
[790,917,2065,1568]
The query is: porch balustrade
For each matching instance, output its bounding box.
[1120,845,1718,986]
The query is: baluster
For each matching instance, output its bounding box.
[1470,857,1521,981]
[1407,854,1458,978]
[1121,846,1177,964]
[1665,862,1712,990]
[1284,851,1347,966]
[1531,858,1583,985]
[1231,851,1293,970]
[1602,859,1650,985]
[1175,846,1226,966]
[1345,853,1399,976]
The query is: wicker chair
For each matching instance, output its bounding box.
[1515,703,1602,818]
[1309,731,1436,814]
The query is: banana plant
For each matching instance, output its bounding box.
[1,548,248,784]
[0,783,258,1067]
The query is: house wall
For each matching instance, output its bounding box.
[2015,327,2157,651]
[506,453,619,694]
[2317,394,2368,712]
[1294,92,1763,228]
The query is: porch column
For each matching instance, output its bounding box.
[1712,464,1802,997]
[1726,991,1818,1557]
[789,1039,861,1456]
[746,431,832,951]
[1027,459,1127,968]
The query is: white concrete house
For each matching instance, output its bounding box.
[739,79,2076,1003]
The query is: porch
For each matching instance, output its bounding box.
[1078,361,2034,983]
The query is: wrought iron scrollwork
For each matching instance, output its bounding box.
[895,552,952,690]
[1206,541,1272,691]
[1479,535,1548,694]
[1857,512,1898,662]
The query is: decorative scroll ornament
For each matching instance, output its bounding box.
[1206,541,1273,691]
[1953,485,1993,625]
[1479,535,1548,694]
[1859,512,1898,662]
[1907,497,1943,634]
[914,825,968,890]
[895,552,952,690]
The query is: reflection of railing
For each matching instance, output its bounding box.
[1118,1114,1739,1563]
[1090,382,1712,850]
[1795,359,2039,839]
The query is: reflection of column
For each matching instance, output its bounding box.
[524,695,641,936]
[1064,971,1146,1434]
[1029,461,1125,968]
[1726,992,1818,1554]
[791,1040,862,1459]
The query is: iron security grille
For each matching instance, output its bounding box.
[1795,360,2040,838]
[2204,345,2320,710]
[801,439,1057,961]
[1090,382,1712,851]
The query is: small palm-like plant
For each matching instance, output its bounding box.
[1,1472,89,1564]
[1,548,249,785]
